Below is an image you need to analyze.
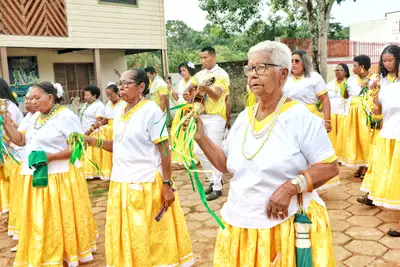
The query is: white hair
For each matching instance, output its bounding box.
[248,41,292,76]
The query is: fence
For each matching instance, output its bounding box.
[281,38,400,64]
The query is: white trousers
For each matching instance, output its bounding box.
[194,114,226,191]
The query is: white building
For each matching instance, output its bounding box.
[350,11,400,42]
[0,0,168,104]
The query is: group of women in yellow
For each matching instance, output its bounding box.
[0,40,398,267]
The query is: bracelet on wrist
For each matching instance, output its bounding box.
[300,170,313,192]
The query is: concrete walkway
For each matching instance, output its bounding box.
[0,166,399,267]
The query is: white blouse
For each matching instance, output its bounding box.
[176,78,192,103]
[13,112,34,161]
[347,74,378,97]
[20,108,83,175]
[7,101,23,125]
[326,79,351,115]
[104,100,125,120]
[111,101,168,183]
[379,82,400,139]
[221,102,335,229]
[284,72,327,104]
[80,100,105,132]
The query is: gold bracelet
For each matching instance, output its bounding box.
[300,170,314,192]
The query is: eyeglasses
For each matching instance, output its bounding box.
[116,80,136,88]
[292,59,301,64]
[243,63,281,76]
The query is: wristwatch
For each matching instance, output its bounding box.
[290,179,302,194]
[163,180,173,186]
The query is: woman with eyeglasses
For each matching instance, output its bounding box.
[189,41,337,266]
[85,69,194,267]
[3,82,97,266]
[337,55,378,178]
[357,46,400,218]
[284,50,332,133]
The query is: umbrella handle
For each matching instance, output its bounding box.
[297,193,304,213]
[271,253,281,266]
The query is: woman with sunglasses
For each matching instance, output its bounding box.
[284,50,332,132]
[338,55,378,178]
[3,82,97,266]
[86,69,193,267]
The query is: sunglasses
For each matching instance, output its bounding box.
[292,59,301,64]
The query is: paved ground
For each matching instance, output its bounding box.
[0,166,400,267]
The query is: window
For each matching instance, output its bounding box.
[99,0,137,5]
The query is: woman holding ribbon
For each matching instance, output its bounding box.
[189,41,338,266]
[3,82,97,266]
[86,69,193,267]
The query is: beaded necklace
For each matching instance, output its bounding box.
[34,104,61,131]
[242,96,287,160]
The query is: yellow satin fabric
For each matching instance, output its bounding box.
[170,107,186,164]
[13,166,98,267]
[8,160,22,236]
[84,129,105,179]
[0,166,9,214]
[106,172,194,267]
[98,121,114,179]
[306,103,323,118]
[362,137,400,209]
[336,97,370,166]
[214,200,335,267]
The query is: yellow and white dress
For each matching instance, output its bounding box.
[8,112,34,237]
[284,72,327,118]
[361,81,400,208]
[13,107,97,267]
[149,75,169,112]
[337,74,377,167]
[80,99,105,179]
[0,100,23,215]
[193,65,230,191]
[106,100,193,267]
[171,78,191,164]
[214,101,335,267]
[98,99,125,180]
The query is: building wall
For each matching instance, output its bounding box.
[350,11,400,42]
[0,0,166,50]
[0,48,127,94]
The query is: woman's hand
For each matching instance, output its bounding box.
[84,136,96,147]
[162,184,175,211]
[183,114,206,141]
[266,181,297,220]
[325,121,332,133]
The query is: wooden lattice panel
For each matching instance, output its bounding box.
[0,0,68,37]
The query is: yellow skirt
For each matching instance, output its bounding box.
[361,137,400,209]
[105,172,194,267]
[306,103,323,119]
[0,166,9,214]
[84,130,105,179]
[13,166,98,267]
[7,160,22,236]
[213,201,335,267]
[337,97,370,167]
[98,120,114,180]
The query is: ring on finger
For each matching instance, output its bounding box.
[277,211,284,215]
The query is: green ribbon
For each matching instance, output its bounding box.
[340,80,347,98]
[0,115,20,165]
[68,133,103,176]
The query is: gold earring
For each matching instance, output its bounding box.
[360,68,364,74]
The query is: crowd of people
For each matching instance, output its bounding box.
[0,40,398,267]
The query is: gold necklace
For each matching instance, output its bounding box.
[242,96,287,160]
[34,104,61,130]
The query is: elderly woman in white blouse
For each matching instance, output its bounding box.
[191,41,338,266]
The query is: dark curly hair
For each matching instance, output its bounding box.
[379,45,400,78]
[354,55,371,71]
[34,82,63,104]
[0,78,19,106]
